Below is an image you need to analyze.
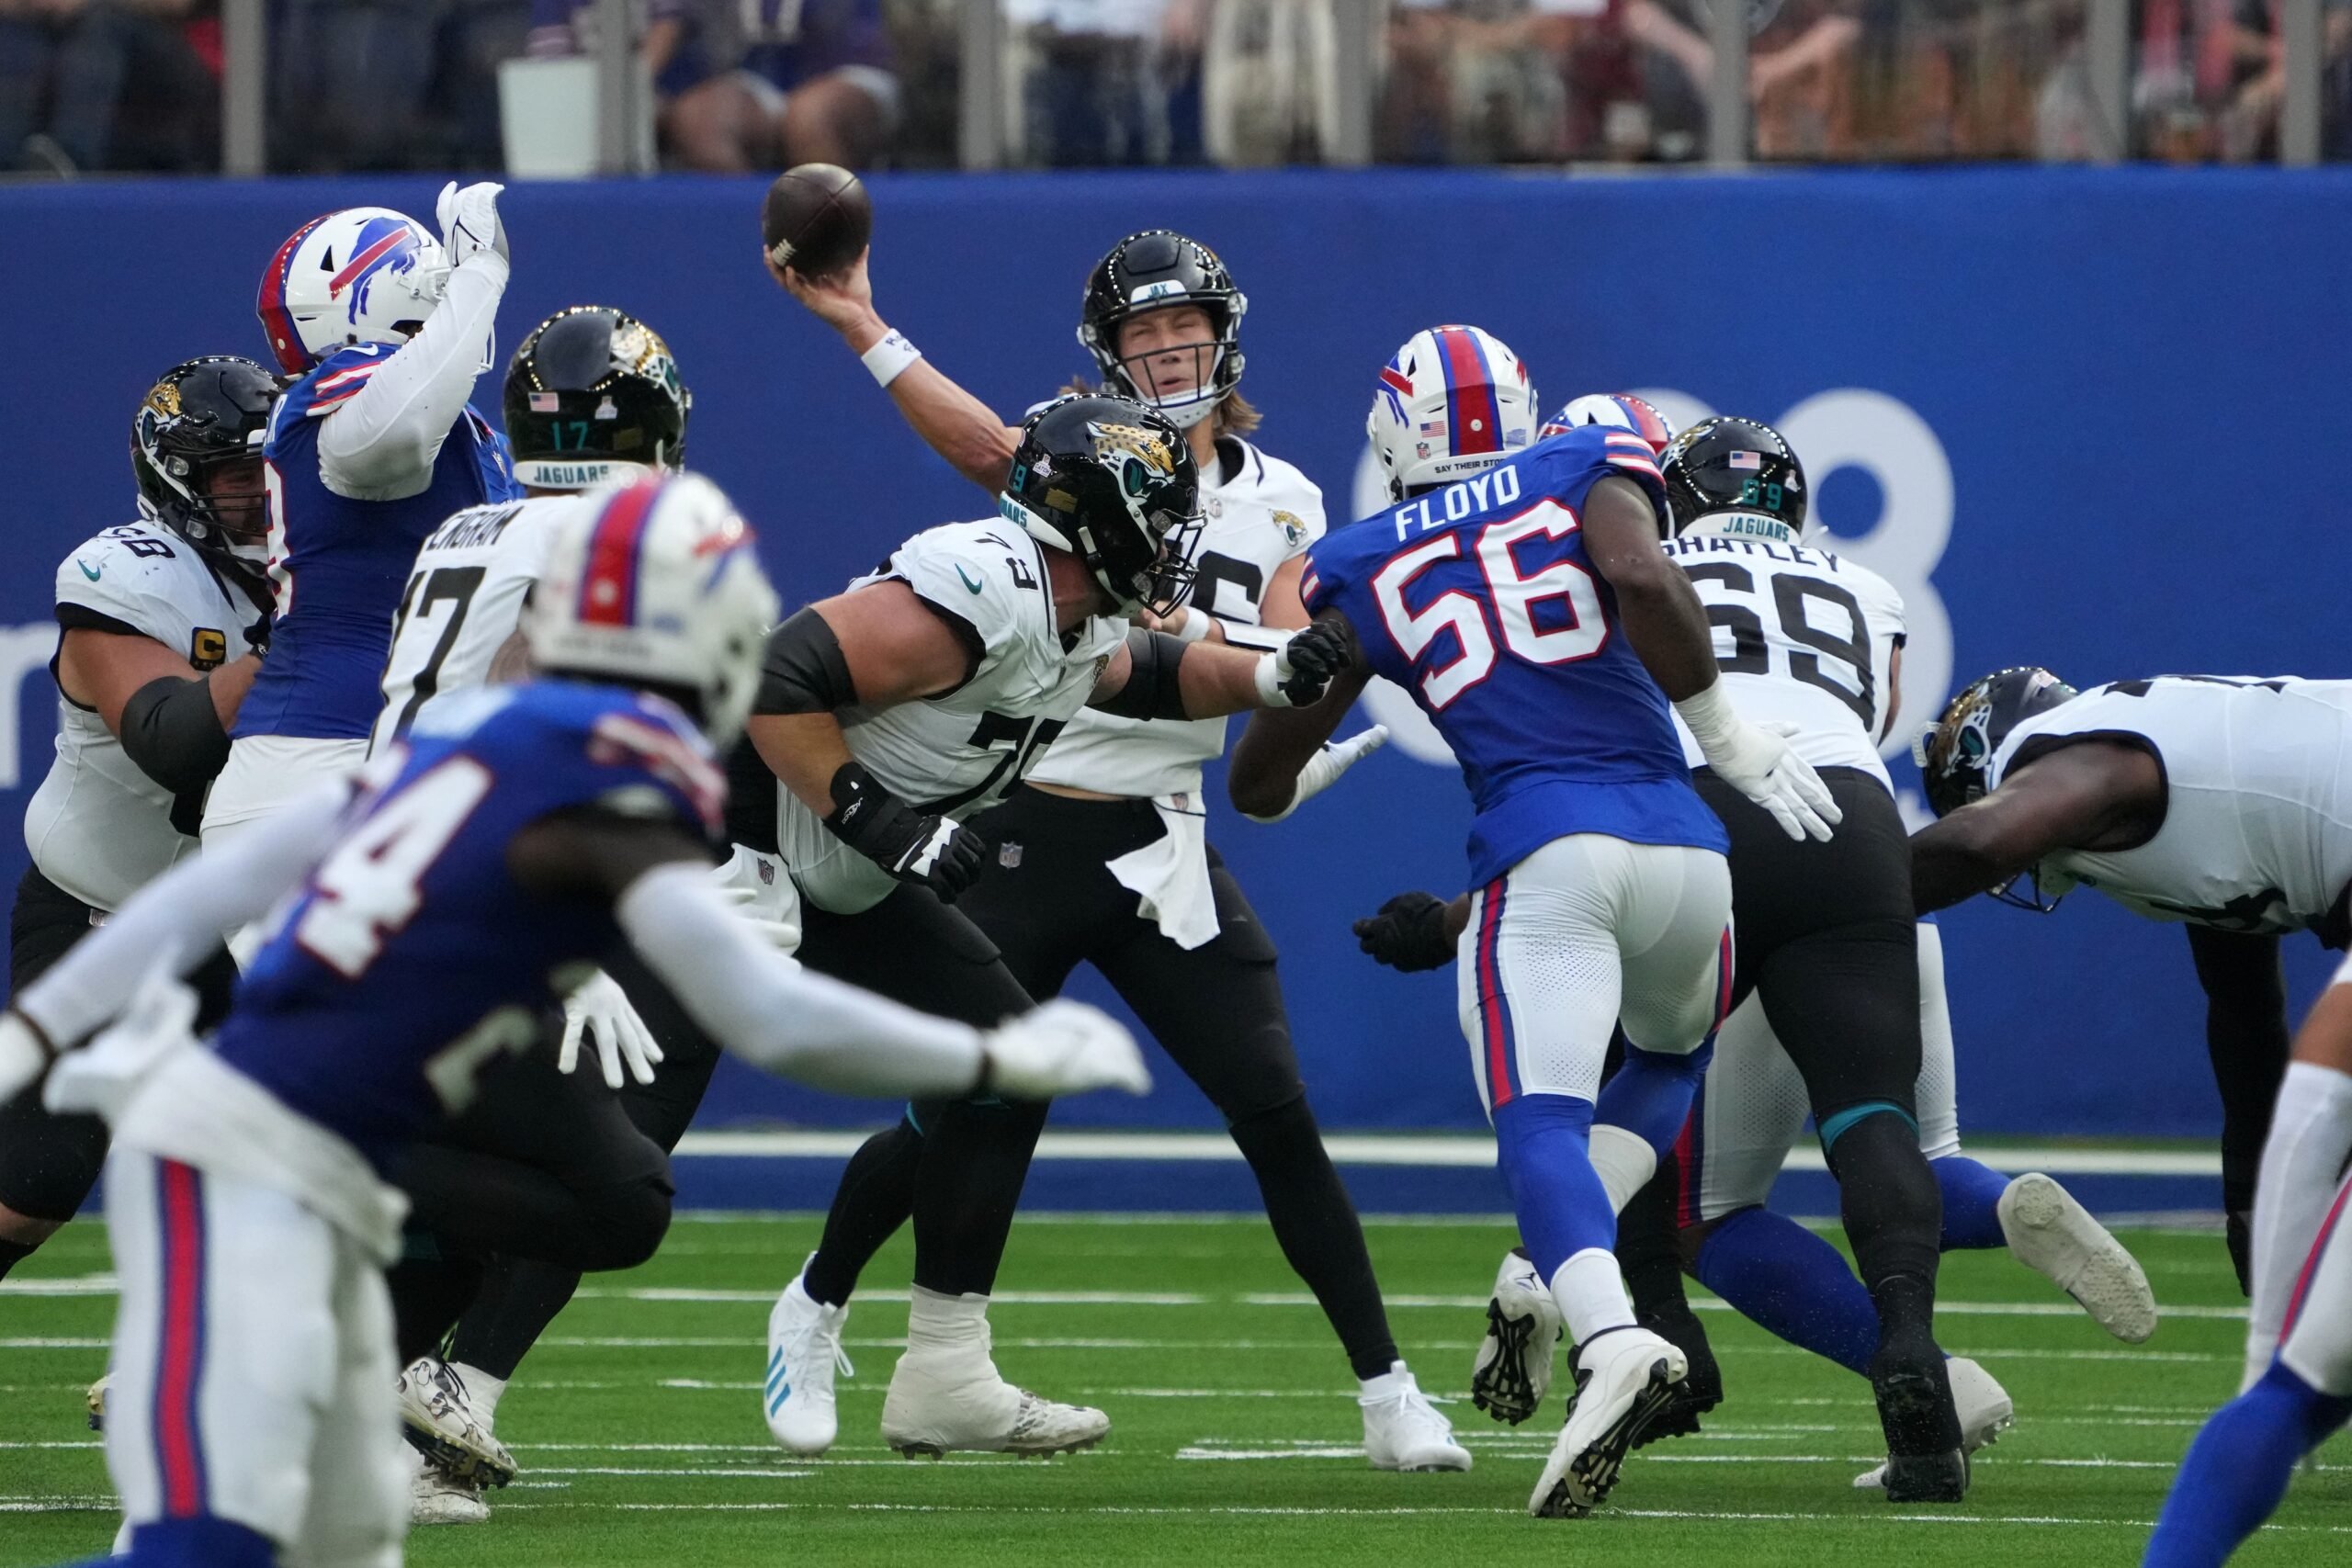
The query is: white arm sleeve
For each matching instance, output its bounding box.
[615,862,987,1099]
[13,784,349,1048]
[318,254,508,500]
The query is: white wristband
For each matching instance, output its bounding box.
[860,329,922,389]
[1673,680,1740,753]
[1170,608,1216,644]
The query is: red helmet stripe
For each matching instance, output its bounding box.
[577,477,664,627]
[327,230,410,299]
[1435,328,1503,457]
[256,215,330,375]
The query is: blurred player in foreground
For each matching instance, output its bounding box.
[770,228,1462,1471]
[1231,329,1840,1517]
[0,358,275,1284]
[0,473,1149,1568]
[2144,956,2352,1565]
[1914,670,2352,1292]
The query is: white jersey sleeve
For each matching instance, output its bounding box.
[774,520,1127,914]
[370,495,574,757]
[1988,676,2352,939]
[25,522,257,910]
[1026,439,1324,802]
[1663,535,1905,789]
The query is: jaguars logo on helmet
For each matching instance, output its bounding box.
[1001,395,1202,615]
[1915,666,2079,819]
[130,355,279,571]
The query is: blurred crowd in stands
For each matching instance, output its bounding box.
[2,0,2346,175]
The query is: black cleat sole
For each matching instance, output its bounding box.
[1472,1298,1552,1426]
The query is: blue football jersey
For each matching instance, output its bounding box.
[209,680,724,1171]
[238,344,520,742]
[1305,427,1726,886]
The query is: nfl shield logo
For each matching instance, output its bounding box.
[756,857,775,886]
[999,842,1023,870]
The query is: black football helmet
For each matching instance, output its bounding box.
[1000,394,1202,615]
[131,355,277,558]
[503,306,690,491]
[1659,416,1807,540]
[1915,666,2079,819]
[1077,231,1246,431]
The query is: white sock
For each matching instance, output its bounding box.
[905,1284,994,1360]
[2245,1061,2352,1389]
[1550,1247,1636,1346]
[1589,1123,1661,1213]
[450,1362,507,1423]
[1358,1360,1412,1399]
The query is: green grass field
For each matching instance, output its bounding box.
[4,1211,2346,1566]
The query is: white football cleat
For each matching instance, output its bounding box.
[881,1352,1108,1458]
[1360,1362,1472,1472]
[1853,1355,2014,1489]
[85,1373,108,1433]
[1529,1326,1686,1518]
[1998,1172,2158,1344]
[1471,1248,1561,1426]
[411,1457,491,1526]
[395,1357,516,1488]
[764,1268,853,1456]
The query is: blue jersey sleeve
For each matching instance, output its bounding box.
[1525,427,1669,526]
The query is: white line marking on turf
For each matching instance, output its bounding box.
[671,1131,2223,1177]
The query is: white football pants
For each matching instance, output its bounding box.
[2278,1169,2352,1397]
[104,1146,406,1567]
[1455,833,1733,1114]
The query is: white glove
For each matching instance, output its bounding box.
[0,1011,51,1106]
[559,970,662,1089]
[436,179,509,269]
[711,850,802,953]
[1676,682,1841,842]
[1243,725,1390,824]
[978,998,1152,1100]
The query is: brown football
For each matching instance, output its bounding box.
[760,164,871,279]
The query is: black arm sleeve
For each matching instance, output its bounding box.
[118,675,231,797]
[1092,628,1194,721]
[753,606,858,716]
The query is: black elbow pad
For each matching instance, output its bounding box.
[1094,629,1193,721]
[754,607,857,716]
[119,675,230,797]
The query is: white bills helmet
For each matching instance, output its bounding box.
[256,208,449,374]
[1367,325,1537,500]
[1541,392,1675,455]
[525,472,782,747]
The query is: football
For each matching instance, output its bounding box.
[760,163,871,279]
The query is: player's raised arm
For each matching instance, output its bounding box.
[1582,476,1839,842]
[315,184,512,499]
[1227,611,1374,819]
[772,248,1022,492]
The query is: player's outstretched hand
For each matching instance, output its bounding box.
[436,180,508,269]
[1242,724,1389,824]
[0,1010,51,1105]
[1711,719,1841,842]
[771,245,877,338]
[979,998,1152,1100]
[559,970,663,1089]
[1353,891,1459,972]
[1253,621,1351,708]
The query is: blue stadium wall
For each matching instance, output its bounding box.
[5,168,2346,1147]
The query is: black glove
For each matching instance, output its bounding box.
[823,761,986,900]
[1272,620,1351,706]
[1352,890,1457,973]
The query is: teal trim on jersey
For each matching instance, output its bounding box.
[1817,1100,1917,1157]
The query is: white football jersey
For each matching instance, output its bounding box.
[775,520,1127,913]
[1990,676,2352,937]
[1663,530,1905,788]
[1026,438,1324,801]
[369,494,579,757]
[23,520,264,910]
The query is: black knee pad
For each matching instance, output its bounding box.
[578,1171,676,1273]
